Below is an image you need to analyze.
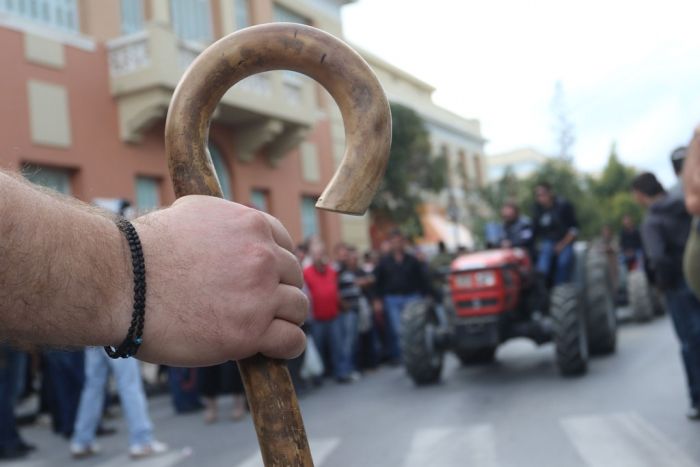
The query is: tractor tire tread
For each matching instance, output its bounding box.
[551,284,588,376]
[400,300,443,385]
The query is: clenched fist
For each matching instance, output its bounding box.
[128,196,308,366]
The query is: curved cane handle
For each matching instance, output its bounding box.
[165,23,391,467]
[166,22,391,212]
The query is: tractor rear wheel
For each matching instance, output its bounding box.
[455,346,496,366]
[584,249,617,355]
[401,300,444,385]
[628,270,654,322]
[551,284,589,376]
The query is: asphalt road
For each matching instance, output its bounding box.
[8,315,700,467]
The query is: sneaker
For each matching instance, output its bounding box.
[129,441,169,459]
[70,442,100,459]
[687,406,700,420]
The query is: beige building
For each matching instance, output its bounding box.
[487,147,550,181]
[0,0,360,250]
[353,48,487,249]
[0,0,485,252]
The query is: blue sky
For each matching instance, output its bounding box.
[342,0,700,186]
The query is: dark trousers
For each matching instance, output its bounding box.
[0,346,23,450]
[198,362,244,398]
[665,281,700,408]
[357,328,380,370]
[168,368,203,413]
[44,350,85,437]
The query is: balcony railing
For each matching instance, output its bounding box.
[106,24,317,149]
[108,31,150,77]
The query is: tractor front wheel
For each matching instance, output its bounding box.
[551,284,589,376]
[401,300,444,385]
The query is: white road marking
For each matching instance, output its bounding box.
[93,448,192,467]
[3,460,48,467]
[235,438,340,467]
[402,425,499,467]
[561,412,699,467]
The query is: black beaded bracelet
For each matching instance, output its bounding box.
[104,218,146,359]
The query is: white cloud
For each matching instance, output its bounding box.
[342,0,700,186]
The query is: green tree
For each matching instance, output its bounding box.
[474,143,643,245]
[371,103,447,238]
[480,166,524,213]
[588,143,637,199]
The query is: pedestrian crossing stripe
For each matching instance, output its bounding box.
[236,438,340,467]
[8,412,700,467]
[561,412,699,467]
[92,449,192,467]
[401,425,498,467]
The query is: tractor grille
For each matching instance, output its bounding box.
[457,298,499,309]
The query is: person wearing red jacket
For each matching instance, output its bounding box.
[303,242,343,382]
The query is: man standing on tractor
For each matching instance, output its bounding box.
[500,201,535,258]
[532,182,579,285]
[632,172,700,420]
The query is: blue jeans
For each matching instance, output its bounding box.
[168,367,202,414]
[44,350,84,437]
[665,282,700,408]
[384,294,420,360]
[337,311,359,378]
[12,352,26,403]
[537,241,574,285]
[0,346,23,450]
[72,348,153,448]
[311,319,343,379]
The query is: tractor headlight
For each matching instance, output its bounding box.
[473,271,497,287]
[455,273,472,288]
[454,271,496,288]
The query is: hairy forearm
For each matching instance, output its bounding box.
[0,171,129,349]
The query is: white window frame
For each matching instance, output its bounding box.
[120,0,143,34]
[170,0,212,45]
[0,0,80,33]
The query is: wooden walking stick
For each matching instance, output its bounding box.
[164,23,391,466]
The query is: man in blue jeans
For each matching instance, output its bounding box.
[633,172,700,420]
[374,230,432,363]
[71,347,168,458]
[532,182,579,286]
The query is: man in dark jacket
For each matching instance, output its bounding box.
[532,183,579,285]
[500,201,535,258]
[374,230,432,363]
[632,172,700,419]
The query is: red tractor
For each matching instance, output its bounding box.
[400,244,617,384]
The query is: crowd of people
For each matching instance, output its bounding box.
[5,132,700,461]
[0,229,447,461]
